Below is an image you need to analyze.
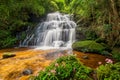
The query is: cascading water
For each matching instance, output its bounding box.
[20,12,76,50]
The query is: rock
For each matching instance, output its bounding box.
[22,69,33,75]
[2,53,16,59]
[82,55,89,59]
[72,40,105,53]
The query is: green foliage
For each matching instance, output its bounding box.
[0,0,120,49]
[85,29,98,40]
[103,24,112,34]
[72,40,105,53]
[98,42,112,53]
[112,50,120,61]
[95,38,106,43]
[51,0,95,18]
[0,0,47,48]
[97,62,120,80]
[34,55,92,80]
[100,51,110,56]
[0,30,17,48]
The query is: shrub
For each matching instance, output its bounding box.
[34,55,92,80]
[100,43,112,52]
[97,62,120,80]
[112,50,120,61]
[72,40,105,53]
[95,38,106,43]
[85,29,98,40]
[100,51,110,56]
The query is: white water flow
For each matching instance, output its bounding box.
[20,12,76,50]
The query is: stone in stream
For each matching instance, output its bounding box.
[44,50,67,60]
[22,69,33,75]
[82,55,89,59]
[2,52,16,59]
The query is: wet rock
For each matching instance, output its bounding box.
[2,53,16,59]
[44,50,67,60]
[82,55,89,59]
[22,69,33,75]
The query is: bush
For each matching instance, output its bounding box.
[0,0,46,49]
[97,62,120,80]
[100,50,110,56]
[34,55,92,80]
[85,29,98,40]
[95,38,106,43]
[112,50,120,61]
[72,40,105,53]
[0,30,17,48]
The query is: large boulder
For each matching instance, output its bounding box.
[72,40,105,53]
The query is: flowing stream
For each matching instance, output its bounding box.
[20,12,76,50]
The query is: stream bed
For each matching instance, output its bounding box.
[0,47,111,80]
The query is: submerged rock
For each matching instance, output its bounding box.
[22,69,33,75]
[82,55,89,59]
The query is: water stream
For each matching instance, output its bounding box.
[20,12,76,50]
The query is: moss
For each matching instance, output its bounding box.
[72,40,105,53]
[2,52,16,59]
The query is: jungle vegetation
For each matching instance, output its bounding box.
[0,0,120,49]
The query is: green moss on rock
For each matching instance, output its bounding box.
[72,40,105,53]
[2,52,16,59]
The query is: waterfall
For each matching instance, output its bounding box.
[20,12,76,49]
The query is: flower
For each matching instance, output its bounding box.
[58,53,63,57]
[105,58,113,64]
[55,63,59,67]
[50,69,56,74]
[105,58,109,62]
[106,59,113,64]
[98,62,102,65]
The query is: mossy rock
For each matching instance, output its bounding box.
[2,52,16,59]
[72,40,105,53]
